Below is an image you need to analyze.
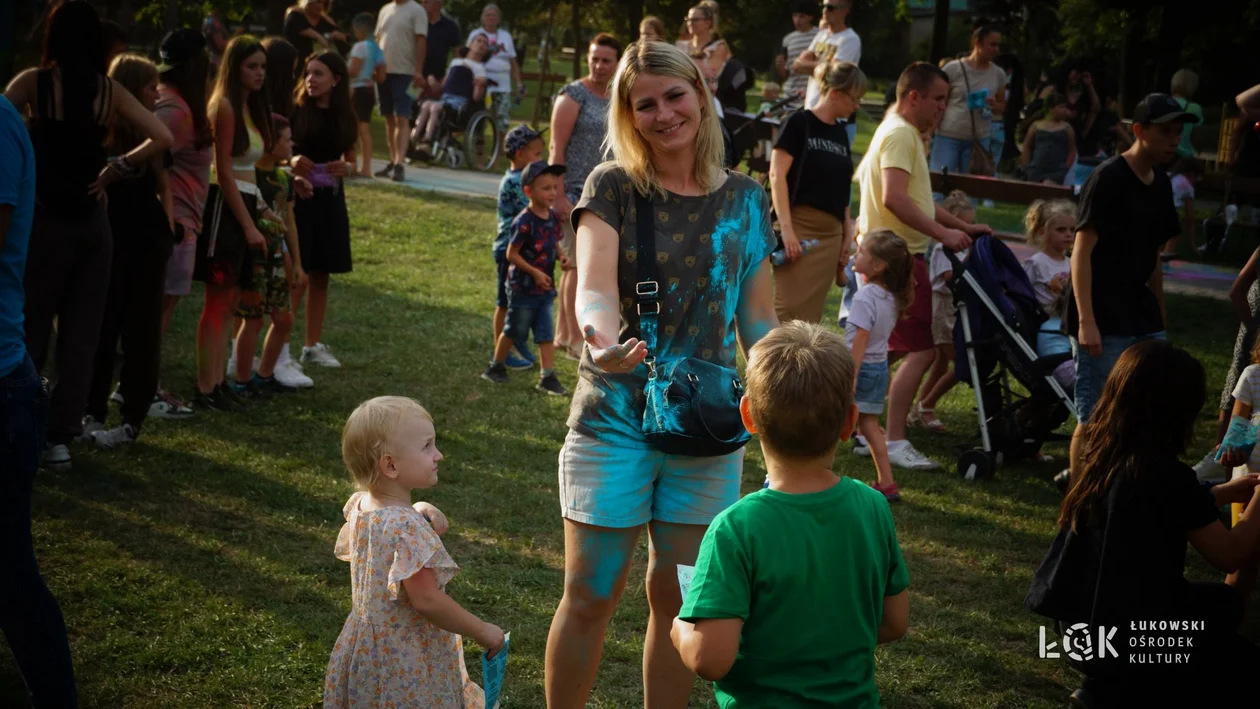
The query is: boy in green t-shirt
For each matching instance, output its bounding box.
[672,321,910,707]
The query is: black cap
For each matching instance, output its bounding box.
[157,28,208,73]
[1132,93,1201,126]
[522,160,566,186]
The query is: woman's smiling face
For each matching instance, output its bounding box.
[629,72,703,155]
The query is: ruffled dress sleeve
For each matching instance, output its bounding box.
[333,492,366,562]
[386,509,460,603]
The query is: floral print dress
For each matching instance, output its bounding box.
[324,492,485,708]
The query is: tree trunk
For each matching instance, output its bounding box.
[1118,8,1148,115]
[930,0,950,65]
[571,1,581,80]
[1152,0,1188,95]
[627,0,643,43]
[164,0,178,33]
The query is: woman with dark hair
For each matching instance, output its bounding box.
[290,51,358,369]
[4,0,172,469]
[930,24,1008,175]
[284,0,346,67]
[1028,340,1260,706]
[191,34,274,410]
[262,36,300,118]
[82,52,176,448]
[151,28,214,418]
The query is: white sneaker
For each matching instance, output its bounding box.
[148,390,195,419]
[853,434,871,456]
[92,424,137,449]
[109,386,124,406]
[887,440,941,470]
[1193,449,1230,483]
[77,415,106,443]
[41,443,71,470]
[274,359,315,388]
[302,343,342,368]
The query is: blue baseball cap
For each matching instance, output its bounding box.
[504,125,547,158]
[521,160,566,186]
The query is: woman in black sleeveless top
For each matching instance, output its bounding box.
[4,0,172,471]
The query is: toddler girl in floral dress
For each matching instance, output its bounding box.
[324,396,505,708]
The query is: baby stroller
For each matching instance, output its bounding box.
[407,64,500,171]
[946,235,1077,480]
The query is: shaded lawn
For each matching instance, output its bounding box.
[0,182,1252,708]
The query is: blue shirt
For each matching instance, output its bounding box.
[350,39,386,89]
[507,207,561,297]
[495,168,527,255]
[0,96,34,377]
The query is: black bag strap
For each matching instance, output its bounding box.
[956,58,983,145]
[634,190,661,372]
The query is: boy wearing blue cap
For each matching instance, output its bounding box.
[493,125,545,369]
[483,160,570,396]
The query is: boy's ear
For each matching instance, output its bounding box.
[838,402,859,442]
[523,183,534,199]
[739,395,758,435]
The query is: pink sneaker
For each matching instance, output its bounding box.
[871,481,901,502]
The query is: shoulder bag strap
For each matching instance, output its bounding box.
[634,190,661,373]
[957,59,982,145]
[789,111,811,207]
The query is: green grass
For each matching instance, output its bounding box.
[4,181,1253,708]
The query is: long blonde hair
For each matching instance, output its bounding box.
[606,40,725,199]
[863,230,915,316]
[1023,199,1075,248]
[107,53,158,157]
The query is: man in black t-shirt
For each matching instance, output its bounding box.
[421,0,462,94]
[1064,94,1198,484]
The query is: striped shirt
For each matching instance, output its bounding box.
[781,28,819,98]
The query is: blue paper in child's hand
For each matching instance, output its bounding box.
[482,631,510,709]
[1215,416,1258,464]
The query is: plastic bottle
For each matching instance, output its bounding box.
[770,238,821,266]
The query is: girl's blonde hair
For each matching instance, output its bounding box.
[813,59,867,100]
[107,52,158,155]
[606,41,725,199]
[693,1,720,32]
[341,396,434,490]
[863,230,915,316]
[940,190,973,219]
[1023,199,1075,247]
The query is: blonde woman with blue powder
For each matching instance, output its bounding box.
[544,40,778,707]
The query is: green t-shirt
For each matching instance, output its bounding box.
[679,478,909,708]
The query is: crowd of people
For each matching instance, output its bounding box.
[5,1,1260,708]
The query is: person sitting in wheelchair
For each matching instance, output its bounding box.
[413,34,490,154]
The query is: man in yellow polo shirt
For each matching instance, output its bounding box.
[854,62,988,470]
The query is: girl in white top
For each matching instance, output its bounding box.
[846,230,916,502]
[914,191,974,432]
[1021,200,1076,391]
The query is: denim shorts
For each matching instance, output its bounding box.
[1071,331,1166,423]
[494,251,509,308]
[854,360,889,416]
[558,429,744,527]
[504,293,555,345]
[378,73,414,117]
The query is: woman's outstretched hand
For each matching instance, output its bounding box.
[584,324,647,373]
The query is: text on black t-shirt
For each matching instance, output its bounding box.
[772,109,853,222]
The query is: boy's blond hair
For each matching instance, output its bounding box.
[342,396,433,489]
[745,322,856,459]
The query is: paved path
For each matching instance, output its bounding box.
[367,158,1236,300]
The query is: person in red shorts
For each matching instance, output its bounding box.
[852,62,989,469]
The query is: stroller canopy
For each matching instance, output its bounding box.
[954,234,1045,384]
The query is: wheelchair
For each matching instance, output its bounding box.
[407,66,500,171]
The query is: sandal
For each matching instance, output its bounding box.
[910,405,946,433]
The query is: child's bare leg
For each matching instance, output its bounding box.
[493,306,507,351]
[492,332,514,364]
[919,345,957,426]
[259,309,293,377]
[234,318,263,383]
[919,346,948,407]
[860,415,895,488]
[357,123,373,176]
[539,341,555,371]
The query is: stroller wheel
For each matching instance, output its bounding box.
[445,149,465,170]
[958,449,994,481]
